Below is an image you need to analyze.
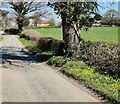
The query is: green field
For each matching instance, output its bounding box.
[35,27,119,43]
[35,28,62,40]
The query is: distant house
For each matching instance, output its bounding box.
[37,20,49,27]
[93,21,101,26]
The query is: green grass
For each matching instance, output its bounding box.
[35,28,62,40]
[48,56,120,103]
[35,27,119,43]
[19,36,120,103]
[19,38,43,54]
[19,38,35,47]
[81,27,118,43]
[19,37,55,56]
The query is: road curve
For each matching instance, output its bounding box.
[1,34,100,102]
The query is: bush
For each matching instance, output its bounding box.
[29,45,42,54]
[20,29,43,41]
[20,29,120,76]
[20,29,64,55]
[4,28,19,34]
[47,56,120,103]
[62,61,88,71]
[77,41,120,76]
[19,37,54,62]
[62,67,120,103]
[37,37,64,55]
[47,56,73,67]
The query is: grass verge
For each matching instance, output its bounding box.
[19,37,55,61]
[47,56,120,103]
[19,37,120,103]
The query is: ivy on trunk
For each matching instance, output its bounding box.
[62,19,82,57]
[48,2,100,57]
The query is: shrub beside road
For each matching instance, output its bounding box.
[47,56,120,103]
[19,28,120,103]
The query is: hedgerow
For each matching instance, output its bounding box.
[47,56,73,67]
[77,41,119,76]
[4,28,19,34]
[20,29,119,76]
[19,29,120,103]
[20,30,64,55]
[47,56,120,103]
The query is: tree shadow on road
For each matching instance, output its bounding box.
[0,46,53,67]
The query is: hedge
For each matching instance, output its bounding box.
[47,56,120,103]
[36,37,64,55]
[20,29,64,55]
[77,41,119,76]
[4,28,19,34]
[20,29,119,76]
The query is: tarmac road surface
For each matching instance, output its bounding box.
[0,33,100,102]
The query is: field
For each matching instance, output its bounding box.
[35,28,62,40]
[35,27,119,43]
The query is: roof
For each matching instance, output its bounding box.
[38,20,49,24]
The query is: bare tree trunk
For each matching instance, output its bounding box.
[62,19,82,57]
